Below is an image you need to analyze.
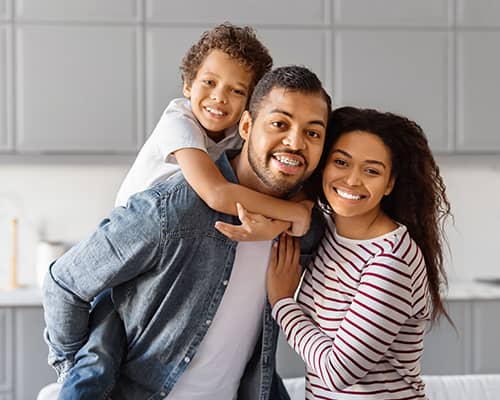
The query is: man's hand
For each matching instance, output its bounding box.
[267,234,303,307]
[215,203,290,241]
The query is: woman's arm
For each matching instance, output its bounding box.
[175,148,312,238]
[267,235,414,391]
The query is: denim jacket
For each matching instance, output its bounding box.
[43,151,324,400]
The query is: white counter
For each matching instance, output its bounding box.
[1,280,500,306]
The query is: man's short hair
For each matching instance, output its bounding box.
[180,22,273,90]
[248,65,332,119]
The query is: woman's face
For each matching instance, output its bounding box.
[322,130,395,219]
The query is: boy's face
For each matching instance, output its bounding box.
[237,87,329,197]
[183,49,253,141]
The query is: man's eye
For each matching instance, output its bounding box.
[306,130,321,139]
[233,89,246,96]
[272,121,285,128]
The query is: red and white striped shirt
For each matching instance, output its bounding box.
[273,217,430,399]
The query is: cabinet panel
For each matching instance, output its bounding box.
[0,0,10,20]
[457,0,500,27]
[472,300,500,373]
[145,27,202,134]
[0,25,12,151]
[146,0,328,25]
[15,0,139,22]
[16,25,141,153]
[259,29,328,92]
[421,301,470,374]
[0,309,13,393]
[334,30,452,152]
[333,0,451,27]
[14,307,57,400]
[457,32,500,151]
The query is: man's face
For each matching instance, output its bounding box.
[238,87,329,197]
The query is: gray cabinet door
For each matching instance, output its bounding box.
[0,24,12,152]
[421,301,471,374]
[472,300,500,373]
[14,307,56,400]
[0,309,13,399]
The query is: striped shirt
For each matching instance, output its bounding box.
[273,217,430,399]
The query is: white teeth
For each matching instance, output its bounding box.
[275,155,301,166]
[205,106,225,116]
[336,189,362,200]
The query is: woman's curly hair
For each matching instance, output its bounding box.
[308,106,452,323]
[181,22,272,91]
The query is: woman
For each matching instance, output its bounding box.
[267,106,452,399]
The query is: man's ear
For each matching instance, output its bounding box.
[182,81,191,98]
[385,175,396,196]
[239,110,252,141]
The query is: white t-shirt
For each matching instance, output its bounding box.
[167,241,272,400]
[115,98,243,207]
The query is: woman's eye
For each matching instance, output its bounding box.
[334,159,347,167]
[272,121,285,129]
[366,168,380,175]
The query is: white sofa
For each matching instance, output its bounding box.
[283,375,500,400]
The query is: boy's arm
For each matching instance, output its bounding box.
[174,148,312,238]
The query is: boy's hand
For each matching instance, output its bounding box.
[287,200,314,237]
[267,234,302,307]
[215,203,290,241]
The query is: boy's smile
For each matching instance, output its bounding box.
[183,49,253,141]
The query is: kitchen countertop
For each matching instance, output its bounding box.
[1,280,500,306]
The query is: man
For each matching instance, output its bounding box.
[42,65,331,400]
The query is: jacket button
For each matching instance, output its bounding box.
[223,280,229,286]
[206,319,212,325]
[184,356,190,363]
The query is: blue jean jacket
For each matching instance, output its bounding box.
[43,151,324,400]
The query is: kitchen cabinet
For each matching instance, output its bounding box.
[0,306,56,400]
[277,297,500,378]
[0,0,500,157]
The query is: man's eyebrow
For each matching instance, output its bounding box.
[269,109,326,127]
[332,149,387,168]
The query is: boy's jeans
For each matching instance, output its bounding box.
[59,289,126,400]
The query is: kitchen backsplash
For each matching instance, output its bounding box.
[1,156,499,287]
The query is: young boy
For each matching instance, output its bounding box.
[115,22,312,238]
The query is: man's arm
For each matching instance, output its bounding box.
[42,189,163,375]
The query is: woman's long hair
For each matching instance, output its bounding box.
[307,106,452,323]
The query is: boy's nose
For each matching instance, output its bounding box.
[210,89,227,104]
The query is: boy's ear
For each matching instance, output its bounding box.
[182,82,191,98]
[239,111,252,141]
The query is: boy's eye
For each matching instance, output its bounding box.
[202,79,215,86]
[233,89,246,96]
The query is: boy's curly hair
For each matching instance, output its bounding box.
[181,22,273,90]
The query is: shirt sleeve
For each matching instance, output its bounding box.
[150,105,209,163]
[42,189,164,368]
[272,255,413,391]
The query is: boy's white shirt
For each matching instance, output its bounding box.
[115,98,243,207]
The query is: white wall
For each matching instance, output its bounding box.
[1,157,499,286]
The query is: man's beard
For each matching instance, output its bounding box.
[247,137,308,198]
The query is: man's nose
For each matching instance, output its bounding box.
[282,130,305,150]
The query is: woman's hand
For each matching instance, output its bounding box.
[267,233,303,307]
[215,203,290,241]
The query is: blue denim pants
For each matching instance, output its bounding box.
[59,289,126,400]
